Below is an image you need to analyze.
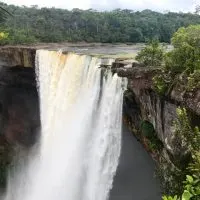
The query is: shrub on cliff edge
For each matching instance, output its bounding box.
[165,25,200,75]
[136,40,164,67]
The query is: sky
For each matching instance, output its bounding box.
[1,0,200,12]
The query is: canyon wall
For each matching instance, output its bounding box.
[113,65,200,154]
[0,46,199,155]
[0,47,39,148]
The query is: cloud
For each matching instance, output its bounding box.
[1,0,91,9]
[1,0,200,12]
[90,0,197,12]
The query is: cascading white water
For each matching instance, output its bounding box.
[3,50,127,200]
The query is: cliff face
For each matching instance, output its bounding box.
[0,67,40,147]
[0,55,40,186]
[0,47,35,68]
[0,46,199,191]
[114,65,200,156]
[0,46,199,152]
[0,47,39,147]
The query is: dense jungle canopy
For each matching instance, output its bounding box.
[0,2,200,44]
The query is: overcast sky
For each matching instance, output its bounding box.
[1,0,200,12]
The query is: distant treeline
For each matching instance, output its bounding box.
[1,2,200,44]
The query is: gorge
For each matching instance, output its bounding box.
[1,44,199,199]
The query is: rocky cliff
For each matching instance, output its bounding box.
[112,60,200,194]
[113,64,200,154]
[0,47,35,68]
[0,46,199,151]
[0,47,40,148]
[0,47,40,186]
[0,46,199,191]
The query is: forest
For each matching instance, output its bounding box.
[0,2,200,44]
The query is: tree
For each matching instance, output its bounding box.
[1,3,200,44]
[136,40,164,67]
[0,5,12,22]
[0,31,8,41]
[165,25,200,74]
[195,5,200,14]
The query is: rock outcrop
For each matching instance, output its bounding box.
[0,47,35,68]
[114,62,200,156]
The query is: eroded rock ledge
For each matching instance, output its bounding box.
[0,47,36,68]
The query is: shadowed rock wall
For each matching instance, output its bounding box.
[0,67,40,147]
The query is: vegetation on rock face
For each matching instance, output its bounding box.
[162,108,200,200]
[152,74,169,95]
[128,23,200,199]
[1,2,200,44]
[140,120,155,137]
[136,25,200,95]
[140,120,163,152]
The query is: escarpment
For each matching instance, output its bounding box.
[113,64,200,152]
[0,67,40,146]
[0,46,199,190]
[0,47,40,147]
[0,46,200,150]
[1,46,200,150]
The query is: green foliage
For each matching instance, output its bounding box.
[0,5,12,23]
[140,120,155,137]
[172,25,200,49]
[0,31,8,40]
[152,25,200,96]
[1,3,200,44]
[140,120,163,152]
[0,28,38,45]
[174,108,200,152]
[182,175,200,199]
[135,40,164,66]
[186,70,200,91]
[165,25,200,74]
[162,195,179,200]
[153,74,168,95]
[162,108,200,200]
[189,152,200,178]
[157,156,186,196]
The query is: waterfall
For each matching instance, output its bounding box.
[3,50,127,200]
